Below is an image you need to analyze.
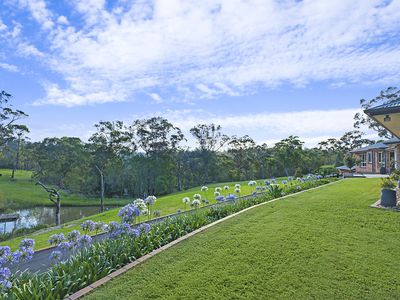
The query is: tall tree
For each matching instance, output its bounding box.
[0,91,28,148]
[274,136,304,176]
[354,87,400,138]
[11,126,30,180]
[89,121,135,212]
[190,124,230,183]
[132,117,185,195]
[228,135,256,180]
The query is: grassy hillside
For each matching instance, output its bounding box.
[84,179,400,299]
[0,174,279,250]
[0,169,130,211]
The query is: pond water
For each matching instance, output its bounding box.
[0,206,117,234]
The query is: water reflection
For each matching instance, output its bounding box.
[1,206,116,233]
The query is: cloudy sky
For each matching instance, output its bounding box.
[1,0,399,147]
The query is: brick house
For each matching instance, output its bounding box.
[345,100,400,175]
[350,138,400,174]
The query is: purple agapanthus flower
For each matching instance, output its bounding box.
[0,246,11,258]
[48,233,66,246]
[215,195,225,202]
[79,234,92,245]
[57,241,74,252]
[226,194,236,201]
[0,267,11,290]
[67,230,81,243]
[19,239,34,250]
[118,204,141,223]
[18,247,34,262]
[49,250,62,261]
[139,223,151,233]
[80,220,95,232]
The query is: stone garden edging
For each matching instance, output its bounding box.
[65,179,341,300]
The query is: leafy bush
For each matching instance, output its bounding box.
[381,177,396,189]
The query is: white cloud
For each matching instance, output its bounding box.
[8,0,400,106]
[149,92,163,103]
[0,62,19,72]
[131,107,368,148]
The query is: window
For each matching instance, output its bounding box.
[378,152,384,167]
[367,152,372,164]
[360,153,366,167]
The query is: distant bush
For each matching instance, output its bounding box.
[318,165,338,177]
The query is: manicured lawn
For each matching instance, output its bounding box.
[1,171,278,250]
[85,178,400,299]
[0,169,129,211]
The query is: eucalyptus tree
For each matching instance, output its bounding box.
[0,91,28,146]
[228,135,256,180]
[11,126,30,180]
[89,120,135,211]
[190,123,230,183]
[32,137,88,189]
[274,135,304,176]
[131,117,185,195]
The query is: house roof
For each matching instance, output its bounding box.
[383,136,400,144]
[364,100,400,116]
[336,165,356,171]
[350,142,388,153]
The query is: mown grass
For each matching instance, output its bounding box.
[0,169,280,250]
[0,169,130,211]
[85,178,400,299]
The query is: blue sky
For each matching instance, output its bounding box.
[1,0,400,147]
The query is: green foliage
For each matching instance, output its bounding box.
[381,177,396,189]
[344,154,359,169]
[318,165,338,176]
[390,169,400,181]
[266,184,284,198]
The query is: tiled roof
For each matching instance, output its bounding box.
[365,100,400,115]
[350,142,388,153]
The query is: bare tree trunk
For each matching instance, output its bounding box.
[11,135,21,180]
[36,181,61,226]
[55,197,61,226]
[95,165,105,213]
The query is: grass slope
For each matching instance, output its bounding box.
[85,178,400,300]
[0,169,130,211]
[1,172,274,250]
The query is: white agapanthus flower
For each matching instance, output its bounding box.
[234,188,241,194]
[191,199,201,208]
[182,197,190,204]
[248,180,257,186]
[224,185,229,190]
[201,186,208,192]
[145,195,157,205]
[133,199,147,212]
[234,183,241,188]
[215,187,222,192]
[214,191,220,197]
[193,193,202,200]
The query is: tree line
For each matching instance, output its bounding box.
[1,87,398,204]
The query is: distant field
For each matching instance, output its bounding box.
[85,179,400,300]
[0,169,282,250]
[0,169,130,211]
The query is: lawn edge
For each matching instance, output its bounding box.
[65,179,342,300]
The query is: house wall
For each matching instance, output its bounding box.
[354,149,394,174]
